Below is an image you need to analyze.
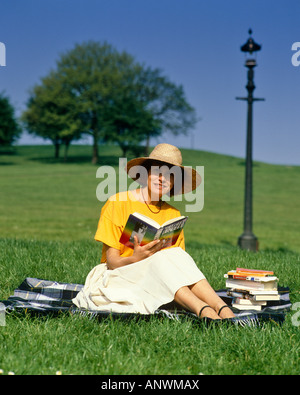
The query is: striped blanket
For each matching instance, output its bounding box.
[1,277,291,325]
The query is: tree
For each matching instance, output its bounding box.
[100,60,197,156]
[22,72,83,160]
[101,68,162,156]
[22,41,197,163]
[55,41,145,163]
[0,93,21,147]
[133,66,197,155]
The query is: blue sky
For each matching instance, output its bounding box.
[1,0,300,165]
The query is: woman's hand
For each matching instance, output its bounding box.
[132,236,165,262]
[105,237,165,270]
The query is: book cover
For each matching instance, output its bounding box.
[225,269,275,280]
[227,289,280,301]
[232,303,262,311]
[225,278,278,291]
[119,212,188,249]
[236,267,274,276]
[225,273,278,283]
[233,297,266,306]
[251,294,280,301]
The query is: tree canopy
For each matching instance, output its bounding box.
[0,92,21,147]
[22,41,197,163]
[22,71,82,159]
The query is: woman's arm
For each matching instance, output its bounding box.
[105,236,165,270]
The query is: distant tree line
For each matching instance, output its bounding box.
[2,41,198,163]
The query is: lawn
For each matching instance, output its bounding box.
[0,144,299,375]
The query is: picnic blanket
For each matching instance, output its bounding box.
[1,277,291,325]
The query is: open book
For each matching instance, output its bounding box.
[119,212,188,249]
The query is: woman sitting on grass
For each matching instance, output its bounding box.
[73,143,235,321]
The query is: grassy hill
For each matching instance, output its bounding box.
[1,144,299,251]
[0,144,299,375]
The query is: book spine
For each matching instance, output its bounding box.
[154,228,163,240]
[236,267,274,275]
[225,279,277,291]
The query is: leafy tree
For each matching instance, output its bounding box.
[102,68,162,156]
[132,66,197,155]
[22,41,197,163]
[100,59,197,156]
[22,72,82,160]
[0,93,21,147]
[54,41,145,163]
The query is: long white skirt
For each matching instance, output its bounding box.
[72,247,205,315]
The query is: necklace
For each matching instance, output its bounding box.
[140,188,162,214]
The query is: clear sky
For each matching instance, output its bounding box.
[1,0,300,165]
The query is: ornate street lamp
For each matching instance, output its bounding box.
[236,29,265,251]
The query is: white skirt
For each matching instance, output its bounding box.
[72,247,206,315]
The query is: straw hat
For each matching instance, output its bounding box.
[126,143,201,195]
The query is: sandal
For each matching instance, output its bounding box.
[199,305,215,318]
[218,305,233,316]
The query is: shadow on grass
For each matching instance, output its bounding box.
[0,148,18,155]
[0,148,18,165]
[0,161,15,166]
[29,155,121,166]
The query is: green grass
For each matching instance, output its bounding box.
[0,144,300,375]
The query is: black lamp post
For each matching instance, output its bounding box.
[236,29,264,252]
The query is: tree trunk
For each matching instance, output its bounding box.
[91,113,99,164]
[92,132,99,164]
[122,147,127,157]
[120,142,128,157]
[64,139,71,162]
[145,134,150,156]
[54,142,60,159]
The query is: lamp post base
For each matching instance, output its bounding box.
[238,233,258,252]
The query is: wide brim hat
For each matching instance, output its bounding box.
[126,143,201,195]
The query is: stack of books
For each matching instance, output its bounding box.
[224,267,280,311]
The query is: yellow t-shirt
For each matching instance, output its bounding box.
[95,190,185,262]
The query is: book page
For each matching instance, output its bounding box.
[162,215,187,227]
[131,212,160,228]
